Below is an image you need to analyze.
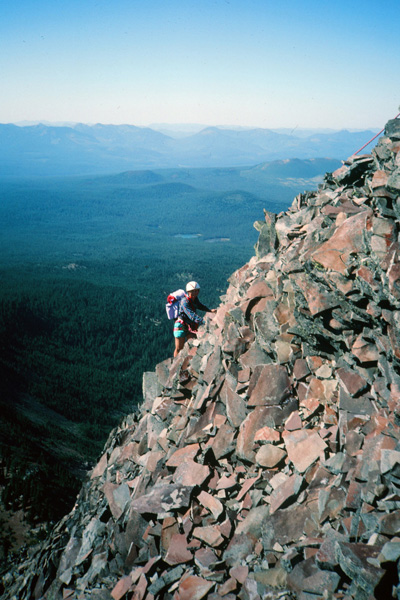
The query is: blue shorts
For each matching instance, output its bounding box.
[173,320,187,338]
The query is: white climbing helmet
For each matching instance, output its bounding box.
[186,281,200,292]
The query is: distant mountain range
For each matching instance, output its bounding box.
[0,122,379,177]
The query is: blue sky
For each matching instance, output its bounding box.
[1,0,399,129]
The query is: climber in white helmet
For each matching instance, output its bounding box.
[173,281,216,357]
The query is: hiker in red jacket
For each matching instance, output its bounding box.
[173,281,216,357]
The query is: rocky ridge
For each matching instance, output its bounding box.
[4,119,400,600]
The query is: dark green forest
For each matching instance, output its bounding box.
[0,248,245,527]
[0,160,334,552]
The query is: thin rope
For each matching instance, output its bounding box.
[352,112,400,156]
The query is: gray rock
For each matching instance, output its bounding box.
[335,541,385,597]
[385,118,400,140]
[254,210,277,258]
[131,483,192,514]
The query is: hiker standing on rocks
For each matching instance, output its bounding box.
[173,281,216,357]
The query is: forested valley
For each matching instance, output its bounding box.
[0,248,243,557]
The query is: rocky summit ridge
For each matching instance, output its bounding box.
[4,119,400,600]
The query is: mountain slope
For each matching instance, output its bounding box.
[4,119,400,599]
[0,122,376,176]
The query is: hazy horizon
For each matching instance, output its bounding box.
[1,0,399,131]
[2,120,382,135]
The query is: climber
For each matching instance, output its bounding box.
[173,281,216,357]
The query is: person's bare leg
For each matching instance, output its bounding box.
[174,336,185,357]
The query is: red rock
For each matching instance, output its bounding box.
[235,465,247,474]
[351,335,379,363]
[223,533,256,568]
[242,491,252,510]
[222,381,248,429]
[194,381,214,411]
[246,280,274,300]
[287,555,340,596]
[326,271,354,295]
[164,533,193,565]
[192,525,224,547]
[296,276,339,315]
[274,300,291,325]
[312,209,371,273]
[304,377,325,403]
[285,410,302,431]
[198,491,224,520]
[304,547,318,559]
[254,425,280,442]
[345,480,363,511]
[300,396,321,419]
[202,345,222,385]
[250,296,271,317]
[90,452,108,479]
[322,201,364,216]
[269,473,303,514]
[131,573,148,600]
[102,482,131,520]
[319,486,346,522]
[217,518,233,539]
[283,429,327,473]
[239,326,256,344]
[306,356,323,372]
[166,444,200,467]
[139,450,165,472]
[111,576,133,600]
[210,422,236,459]
[336,367,368,396]
[173,459,210,487]
[115,442,140,465]
[237,367,251,383]
[194,547,217,570]
[214,414,226,428]
[230,565,249,584]
[176,575,214,600]
[216,473,237,491]
[248,364,291,407]
[229,262,250,287]
[239,340,270,369]
[297,381,308,403]
[357,265,380,291]
[218,577,237,596]
[371,169,389,190]
[214,302,235,330]
[274,333,296,364]
[236,474,259,501]
[293,358,311,381]
[161,517,179,554]
[237,407,277,462]
[247,364,265,395]
[255,445,286,468]
[186,402,217,442]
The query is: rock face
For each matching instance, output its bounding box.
[4,119,400,599]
